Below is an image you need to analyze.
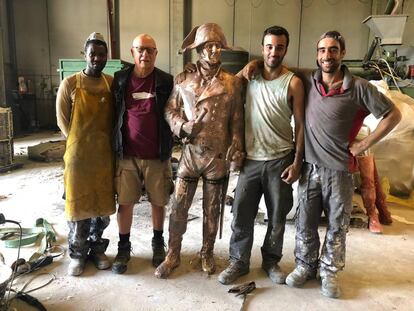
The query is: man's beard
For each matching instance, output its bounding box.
[266,56,283,69]
[319,59,340,73]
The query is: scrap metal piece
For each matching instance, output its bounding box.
[228,281,256,296]
[228,281,256,311]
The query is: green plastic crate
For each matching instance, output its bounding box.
[58,59,125,81]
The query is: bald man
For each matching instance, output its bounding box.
[112,34,174,274]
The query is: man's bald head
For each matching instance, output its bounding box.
[131,34,158,77]
[132,34,157,49]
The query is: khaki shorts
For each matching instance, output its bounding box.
[115,157,173,206]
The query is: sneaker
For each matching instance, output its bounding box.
[89,252,111,270]
[262,263,286,284]
[68,258,86,276]
[112,241,131,274]
[285,265,316,288]
[217,262,249,285]
[152,237,166,268]
[320,271,341,299]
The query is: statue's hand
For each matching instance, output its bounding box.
[184,62,197,73]
[182,120,202,138]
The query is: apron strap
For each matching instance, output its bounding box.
[101,73,111,93]
[75,72,110,93]
[75,72,82,89]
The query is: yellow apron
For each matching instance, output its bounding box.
[64,73,115,221]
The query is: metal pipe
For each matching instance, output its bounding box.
[232,0,235,46]
[106,0,114,59]
[384,0,396,14]
[106,0,119,59]
[114,0,120,58]
[297,0,304,67]
[183,0,192,67]
[364,37,379,63]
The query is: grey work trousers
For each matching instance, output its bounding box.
[295,163,354,274]
[229,152,294,267]
[67,217,110,259]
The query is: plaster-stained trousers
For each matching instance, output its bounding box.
[68,217,110,259]
[294,163,354,273]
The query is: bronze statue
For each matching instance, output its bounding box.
[155,23,244,278]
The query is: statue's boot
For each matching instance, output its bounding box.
[200,180,222,274]
[154,176,198,278]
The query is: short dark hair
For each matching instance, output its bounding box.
[317,31,346,51]
[262,25,290,47]
[84,40,108,53]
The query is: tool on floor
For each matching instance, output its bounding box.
[12,256,54,276]
[12,273,55,311]
[0,218,56,261]
[228,281,256,311]
[0,214,56,311]
[1,217,60,278]
[0,253,12,302]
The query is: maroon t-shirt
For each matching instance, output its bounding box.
[122,71,159,159]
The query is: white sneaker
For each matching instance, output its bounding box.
[68,258,86,276]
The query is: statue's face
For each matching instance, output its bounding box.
[199,41,222,65]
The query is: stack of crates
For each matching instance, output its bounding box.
[0,107,14,168]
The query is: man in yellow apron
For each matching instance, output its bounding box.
[56,32,115,276]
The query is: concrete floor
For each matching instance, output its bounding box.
[1,131,413,311]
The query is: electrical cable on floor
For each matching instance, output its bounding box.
[0,217,22,310]
[1,214,56,310]
[11,273,56,295]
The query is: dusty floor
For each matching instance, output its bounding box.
[1,131,414,311]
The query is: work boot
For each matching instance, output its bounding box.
[373,162,392,225]
[201,253,216,275]
[320,271,341,299]
[152,237,166,267]
[262,263,286,284]
[154,250,180,279]
[112,241,131,274]
[68,258,86,276]
[285,265,316,288]
[89,252,111,270]
[357,155,382,234]
[217,261,249,285]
